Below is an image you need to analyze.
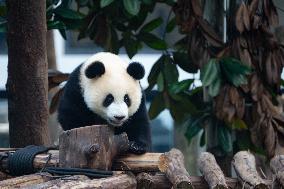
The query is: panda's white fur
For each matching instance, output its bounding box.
[79,52,142,126]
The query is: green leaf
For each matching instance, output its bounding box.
[47,20,66,30]
[100,0,115,7]
[140,17,163,33]
[59,29,67,40]
[0,5,6,17]
[157,73,164,92]
[220,57,251,86]
[0,20,7,33]
[166,17,176,33]
[218,125,232,153]
[148,93,166,119]
[163,56,179,85]
[208,77,221,97]
[142,0,152,4]
[139,32,167,50]
[200,130,206,147]
[185,118,203,144]
[231,118,247,130]
[123,33,139,59]
[54,8,84,20]
[173,52,198,73]
[169,79,194,94]
[170,93,198,115]
[200,59,219,87]
[123,0,141,15]
[146,55,164,91]
[77,0,89,6]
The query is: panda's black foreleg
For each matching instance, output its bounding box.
[128,141,147,154]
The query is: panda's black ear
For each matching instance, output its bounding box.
[85,61,105,79]
[127,62,145,80]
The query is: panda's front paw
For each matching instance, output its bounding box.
[128,141,147,154]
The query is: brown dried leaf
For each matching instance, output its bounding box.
[49,87,65,114]
[240,49,252,67]
[48,70,70,91]
[236,3,245,33]
[252,15,261,29]
[249,0,259,16]
[243,4,251,30]
[265,52,273,85]
[191,0,202,17]
[264,119,276,158]
[197,18,223,47]
[229,87,239,105]
[250,74,259,101]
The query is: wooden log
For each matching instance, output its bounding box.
[136,172,240,189]
[232,151,270,189]
[198,152,228,189]
[0,150,161,173]
[0,173,52,188]
[0,171,12,181]
[24,173,136,189]
[21,175,89,189]
[270,155,284,187]
[158,148,193,189]
[136,172,171,189]
[59,125,129,170]
[113,153,161,172]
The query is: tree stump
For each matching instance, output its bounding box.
[198,152,228,189]
[158,148,193,189]
[59,125,129,170]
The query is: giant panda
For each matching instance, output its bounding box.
[58,52,151,154]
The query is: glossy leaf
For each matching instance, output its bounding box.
[140,17,163,33]
[173,52,198,73]
[200,59,219,86]
[54,8,84,20]
[148,92,166,119]
[123,33,139,59]
[163,56,179,85]
[169,79,194,94]
[123,0,141,15]
[100,0,115,7]
[166,17,176,33]
[208,77,221,97]
[146,55,164,91]
[47,20,66,30]
[218,125,233,153]
[157,73,164,92]
[139,32,167,50]
[185,117,203,144]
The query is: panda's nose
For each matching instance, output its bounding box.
[114,115,125,121]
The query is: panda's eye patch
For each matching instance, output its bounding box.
[124,94,131,107]
[103,94,114,107]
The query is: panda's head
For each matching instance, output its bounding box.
[80,52,145,127]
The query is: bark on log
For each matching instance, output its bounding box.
[23,173,136,189]
[198,152,228,189]
[232,151,270,189]
[113,153,161,172]
[136,172,239,189]
[158,148,193,189]
[59,125,129,170]
[21,175,89,189]
[0,173,52,188]
[270,155,284,187]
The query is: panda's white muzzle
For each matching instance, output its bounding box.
[106,103,128,126]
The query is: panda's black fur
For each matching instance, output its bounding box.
[58,63,151,154]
